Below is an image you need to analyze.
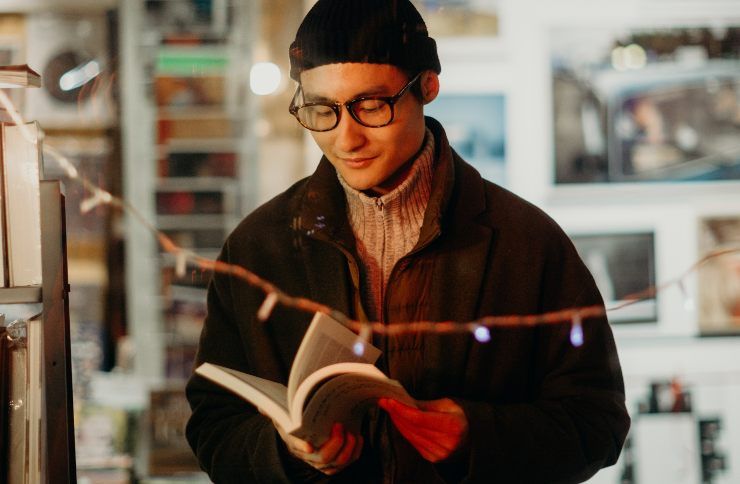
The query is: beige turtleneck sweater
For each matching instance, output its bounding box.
[338,129,435,321]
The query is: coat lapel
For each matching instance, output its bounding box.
[295,157,358,317]
[419,118,495,322]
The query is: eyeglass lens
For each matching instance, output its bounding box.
[296,98,392,131]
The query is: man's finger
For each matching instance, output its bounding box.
[388,414,452,461]
[349,435,364,463]
[385,415,459,442]
[332,431,357,467]
[381,398,462,431]
[315,423,346,464]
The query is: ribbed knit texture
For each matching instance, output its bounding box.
[338,129,435,321]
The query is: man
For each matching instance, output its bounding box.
[186,0,630,482]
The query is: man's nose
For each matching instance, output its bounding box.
[334,107,367,152]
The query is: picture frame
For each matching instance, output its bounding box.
[697,215,740,336]
[569,231,657,325]
[412,0,500,39]
[425,92,506,186]
[551,205,699,338]
[431,34,511,187]
[24,12,115,129]
[549,24,740,186]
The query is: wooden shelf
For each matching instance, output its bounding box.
[156,177,239,192]
[0,286,42,305]
[156,214,231,230]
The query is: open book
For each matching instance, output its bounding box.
[195,312,415,445]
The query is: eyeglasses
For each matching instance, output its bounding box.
[289,72,422,132]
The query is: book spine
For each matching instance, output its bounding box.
[0,327,9,479]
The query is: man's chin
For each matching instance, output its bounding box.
[345,178,375,192]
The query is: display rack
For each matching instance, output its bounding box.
[122,0,256,383]
[1,180,75,483]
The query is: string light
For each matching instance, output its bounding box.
[570,312,584,347]
[42,144,79,179]
[0,87,737,348]
[257,292,279,322]
[174,250,189,278]
[677,280,696,312]
[473,325,491,343]
[80,188,113,214]
[353,324,372,357]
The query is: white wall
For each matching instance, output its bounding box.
[493,1,740,482]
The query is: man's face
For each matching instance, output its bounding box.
[299,63,427,195]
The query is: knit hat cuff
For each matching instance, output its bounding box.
[289,0,441,81]
[290,31,440,80]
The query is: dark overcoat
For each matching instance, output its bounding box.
[186,117,630,483]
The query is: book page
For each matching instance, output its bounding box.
[195,363,292,429]
[0,126,5,287]
[3,122,43,287]
[287,312,381,403]
[290,371,416,446]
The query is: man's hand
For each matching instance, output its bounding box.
[378,398,469,463]
[275,421,363,475]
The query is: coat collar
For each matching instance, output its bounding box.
[296,116,494,322]
[297,116,489,249]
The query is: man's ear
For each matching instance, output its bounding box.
[421,71,440,104]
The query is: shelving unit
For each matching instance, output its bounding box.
[121,0,257,479]
[1,180,75,483]
[122,0,257,383]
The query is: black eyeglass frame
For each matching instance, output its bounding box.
[288,72,423,132]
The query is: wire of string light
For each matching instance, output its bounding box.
[1,88,738,354]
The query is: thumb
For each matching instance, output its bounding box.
[274,420,313,453]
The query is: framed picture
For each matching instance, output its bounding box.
[24,12,115,129]
[144,0,231,40]
[570,232,657,325]
[550,25,740,185]
[698,216,740,335]
[552,204,698,337]
[425,93,506,186]
[412,0,499,38]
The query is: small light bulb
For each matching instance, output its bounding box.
[678,280,695,312]
[353,324,372,357]
[257,292,279,322]
[352,340,366,357]
[570,313,584,347]
[473,325,491,343]
[175,251,188,278]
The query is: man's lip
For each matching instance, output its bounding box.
[340,156,376,165]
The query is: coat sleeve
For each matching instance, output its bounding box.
[184,241,329,483]
[453,231,631,483]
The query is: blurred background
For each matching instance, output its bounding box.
[0,0,738,482]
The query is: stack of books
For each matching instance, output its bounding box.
[0,64,41,89]
[0,64,44,288]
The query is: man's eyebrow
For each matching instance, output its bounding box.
[303,92,334,103]
[302,85,391,103]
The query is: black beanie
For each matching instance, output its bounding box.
[289,0,441,81]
